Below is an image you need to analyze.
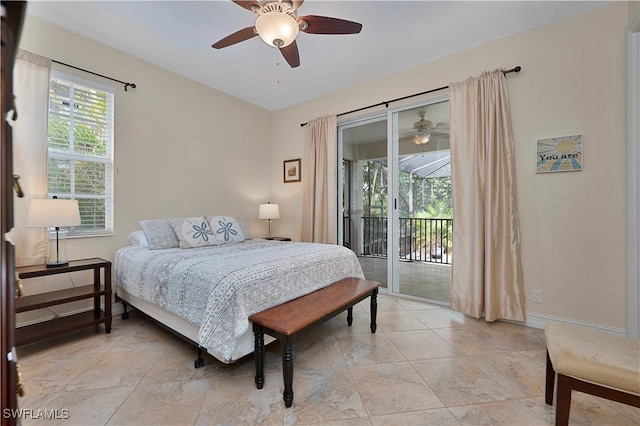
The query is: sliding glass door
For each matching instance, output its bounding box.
[339,116,389,290]
[339,98,452,304]
[393,103,452,302]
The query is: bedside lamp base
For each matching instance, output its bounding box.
[46,228,69,268]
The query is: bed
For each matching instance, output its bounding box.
[114,216,364,364]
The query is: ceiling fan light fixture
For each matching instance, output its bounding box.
[413,131,431,145]
[255,11,299,48]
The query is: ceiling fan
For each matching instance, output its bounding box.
[212,0,362,68]
[406,111,449,145]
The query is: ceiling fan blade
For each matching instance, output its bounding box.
[279,41,300,68]
[298,15,362,35]
[232,0,260,12]
[291,0,304,11]
[432,129,450,135]
[212,26,257,49]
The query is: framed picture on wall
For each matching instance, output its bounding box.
[536,134,583,173]
[283,158,301,183]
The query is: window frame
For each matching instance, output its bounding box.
[48,70,115,237]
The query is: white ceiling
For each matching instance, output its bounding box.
[26,1,608,112]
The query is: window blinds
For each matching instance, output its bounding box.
[48,77,114,235]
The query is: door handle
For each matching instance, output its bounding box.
[12,175,23,198]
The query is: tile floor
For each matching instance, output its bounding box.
[16,295,640,425]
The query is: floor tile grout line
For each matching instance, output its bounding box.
[103,384,136,426]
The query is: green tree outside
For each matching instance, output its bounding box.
[48,81,109,232]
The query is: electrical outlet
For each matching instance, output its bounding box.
[532,289,542,303]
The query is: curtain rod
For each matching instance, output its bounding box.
[52,60,137,91]
[300,66,521,127]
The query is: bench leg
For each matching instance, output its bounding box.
[545,350,555,405]
[253,323,265,389]
[370,288,378,333]
[282,336,295,408]
[556,374,572,426]
[347,307,353,326]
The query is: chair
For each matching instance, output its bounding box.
[544,323,640,425]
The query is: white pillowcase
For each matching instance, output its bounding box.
[208,216,245,244]
[127,230,149,248]
[171,216,218,248]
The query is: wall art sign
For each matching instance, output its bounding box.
[536,134,583,173]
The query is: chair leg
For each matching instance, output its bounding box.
[555,374,572,426]
[545,350,555,405]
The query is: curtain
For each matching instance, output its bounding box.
[449,70,526,322]
[301,115,337,244]
[11,50,51,266]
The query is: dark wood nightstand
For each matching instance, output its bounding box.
[15,258,112,346]
[265,237,292,241]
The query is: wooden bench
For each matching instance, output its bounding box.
[249,277,380,407]
[544,323,640,426]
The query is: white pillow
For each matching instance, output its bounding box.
[139,219,180,250]
[171,216,218,248]
[208,216,245,244]
[127,230,149,248]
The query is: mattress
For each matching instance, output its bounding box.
[115,239,364,362]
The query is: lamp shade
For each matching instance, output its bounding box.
[255,11,299,48]
[258,203,280,220]
[26,199,81,228]
[413,131,431,145]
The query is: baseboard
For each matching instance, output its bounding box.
[17,301,125,328]
[522,312,627,338]
[380,290,629,338]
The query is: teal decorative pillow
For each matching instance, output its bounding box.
[208,216,245,244]
[171,217,218,248]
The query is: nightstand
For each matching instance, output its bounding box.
[15,257,112,346]
[265,237,292,241]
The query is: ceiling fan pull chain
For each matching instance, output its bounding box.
[275,49,281,85]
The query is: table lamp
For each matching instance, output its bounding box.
[258,202,280,239]
[26,197,81,267]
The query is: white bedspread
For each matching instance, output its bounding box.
[115,239,364,361]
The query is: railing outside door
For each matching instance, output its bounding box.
[345,216,452,264]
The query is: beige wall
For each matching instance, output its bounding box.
[17,3,631,331]
[272,3,630,330]
[17,17,273,298]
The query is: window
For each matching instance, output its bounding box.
[47,74,114,236]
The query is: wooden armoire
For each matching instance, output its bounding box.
[1,2,27,424]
